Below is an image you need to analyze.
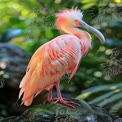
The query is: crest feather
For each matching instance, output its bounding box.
[55,8,83,20]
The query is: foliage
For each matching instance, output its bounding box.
[77,83,122,113]
[0,0,122,117]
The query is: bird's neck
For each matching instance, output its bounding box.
[61,25,91,54]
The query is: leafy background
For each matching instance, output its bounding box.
[0,0,122,118]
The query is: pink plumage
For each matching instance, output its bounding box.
[19,8,105,107]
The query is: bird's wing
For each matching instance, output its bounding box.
[19,35,82,106]
[19,46,46,105]
[45,35,82,81]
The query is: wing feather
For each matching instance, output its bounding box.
[19,34,82,106]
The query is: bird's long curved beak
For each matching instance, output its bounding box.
[80,20,105,43]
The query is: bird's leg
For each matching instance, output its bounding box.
[48,88,52,102]
[43,88,53,104]
[54,81,80,108]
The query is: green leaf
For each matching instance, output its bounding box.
[88,90,120,104]
[98,92,122,107]
[77,83,122,99]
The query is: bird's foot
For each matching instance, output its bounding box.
[53,98,80,108]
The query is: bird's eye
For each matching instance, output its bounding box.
[74,20,80,26]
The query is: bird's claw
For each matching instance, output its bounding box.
[53,98,80,108]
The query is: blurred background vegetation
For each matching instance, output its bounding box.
[0,0,122,118]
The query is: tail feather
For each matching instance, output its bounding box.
[19,88,24,99]
[23,96,33,106]
[19,68,32,88]
[19,67,42,106]
[18,46,46,106]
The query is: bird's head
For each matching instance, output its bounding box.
[55,8,105,43]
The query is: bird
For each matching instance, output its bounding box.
[19,8,105,108]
